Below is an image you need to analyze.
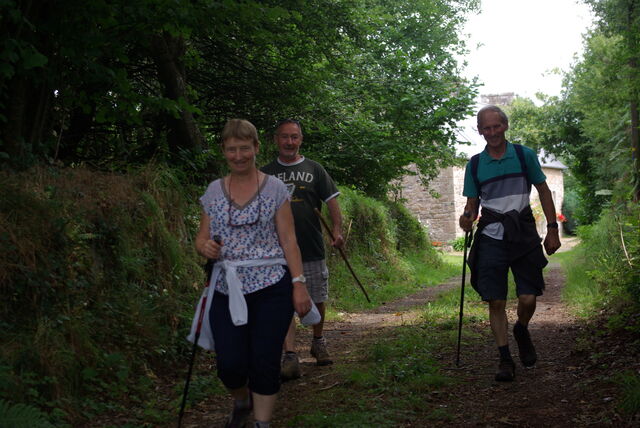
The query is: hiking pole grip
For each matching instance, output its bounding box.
[313,208,371,303]
[178,235,221,427]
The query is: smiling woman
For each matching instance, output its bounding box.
[190,118,313,427]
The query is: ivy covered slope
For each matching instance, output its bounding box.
[0,167,445,425]
[0,166,205,424]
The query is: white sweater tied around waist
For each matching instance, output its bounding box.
[187,257,287,351]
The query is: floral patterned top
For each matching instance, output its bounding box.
[199,174,290,295]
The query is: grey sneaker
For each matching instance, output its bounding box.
[310,337,333,366]
[280,352,301,381]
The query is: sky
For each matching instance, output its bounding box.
[456,0,595,154]
[461,0,594,99]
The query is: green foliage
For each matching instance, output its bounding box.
[617,372,640,415]
[324,187,450,313]
[560,174,580,235]
[507,0,640,223]
[0,166,203,424]
[0,399,54,428]
[384,200,432,255]
[448,236,467,251]
[507,95,614,225]
[556,197,639,324]
[0,0,479,198]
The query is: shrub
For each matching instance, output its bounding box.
[449,236,467,252]
[324,187,442,310]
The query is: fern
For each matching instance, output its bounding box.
[0,400,54,428]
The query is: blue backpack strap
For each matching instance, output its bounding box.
[470,153,481,197]
[513,143,530,188]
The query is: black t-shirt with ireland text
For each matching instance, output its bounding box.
[261,157,340,262]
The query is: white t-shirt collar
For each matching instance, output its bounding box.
[276,155,305,166]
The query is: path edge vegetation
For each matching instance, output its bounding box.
[0,166,456,426]
[555,200,640,421]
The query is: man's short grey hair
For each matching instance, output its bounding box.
[477,105,509,127]
[275,118,303,135]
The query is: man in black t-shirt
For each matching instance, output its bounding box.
[262,119,343,380]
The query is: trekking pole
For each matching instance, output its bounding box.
[314,208,371,303]
[178,236,220,428]
[455,230,471,367]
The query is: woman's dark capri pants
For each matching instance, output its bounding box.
[211,270,294,395]
[475,234,547,301]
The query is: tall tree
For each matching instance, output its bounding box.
[585,0,640,200]
[508,25,637,223]
[0,0,479,197]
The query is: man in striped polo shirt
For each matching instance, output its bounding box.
[459,105,561,382]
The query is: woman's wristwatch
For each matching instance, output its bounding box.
[547,222,559,229]
[292,274,306,284]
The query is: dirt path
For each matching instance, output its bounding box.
[181,240,634,427]
[431,262,590,427]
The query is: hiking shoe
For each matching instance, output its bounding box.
[495,359,516,382]
[514,321,537,367]
[224,396,252,428]
[310,337,333,366]
[280,352,301,381]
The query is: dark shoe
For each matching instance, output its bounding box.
[495,359,516,382]
[280,352,301,381]
[514,321,537,367]
[224,396,252,428]
[310,337,333,366]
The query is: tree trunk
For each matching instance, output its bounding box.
[28,83,52,150]
[151,32,204,154]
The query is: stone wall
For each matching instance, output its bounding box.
[398,165,455,245]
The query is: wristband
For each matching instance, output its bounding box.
[547,222,558,229]
[292,274,306,284]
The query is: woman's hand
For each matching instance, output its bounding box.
[195,212,223,260]
[199,238,223,260]
[292,283,312,316]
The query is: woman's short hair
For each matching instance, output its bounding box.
[477,105,509,127]
[221,119,259,147]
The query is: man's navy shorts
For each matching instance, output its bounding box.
[475,234,546,301]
